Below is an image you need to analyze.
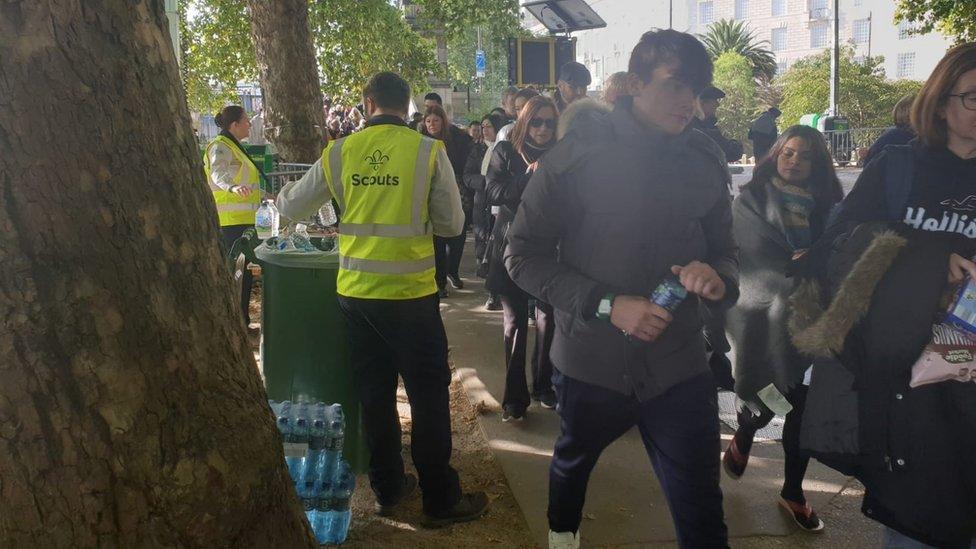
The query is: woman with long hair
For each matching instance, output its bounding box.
[485,95,559,421]
[794,43,976,548]
[204,105,264,325]
[421,104,472,297]
[724,125,844,532]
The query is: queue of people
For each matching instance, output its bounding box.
[203,30,976,549]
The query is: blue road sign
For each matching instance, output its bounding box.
[476,50,486,78]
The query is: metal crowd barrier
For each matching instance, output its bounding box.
[821,127,888,166]
[263,163,313,196]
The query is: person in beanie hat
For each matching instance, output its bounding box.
[556,61,592,112]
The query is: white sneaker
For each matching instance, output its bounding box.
[548,529,580,549]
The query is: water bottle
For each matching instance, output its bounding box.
[303,416,327,498]
[302,478,324,542]
[255,200,279,239]
[318,201,338,227]
[318,405,345,491]
[268,199,280,236]
[650,274,688,313]
[289,223,316,252]
[323,460,355,544]
[310,490,332,544]
[285,416,309,487]
[274,400,291,439]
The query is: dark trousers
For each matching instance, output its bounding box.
[472,201,491,264]
[219,224,253,324]
[434,231,466,289]
[337,294,461,514]
[500,293,555,409]
[549,371,728,548]
[734,385,810,503]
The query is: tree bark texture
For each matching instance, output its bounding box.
[248,0,327,163]
[0,1,316,547]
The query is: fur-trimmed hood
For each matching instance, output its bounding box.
[557,98,611,141]
[789,229,908,357]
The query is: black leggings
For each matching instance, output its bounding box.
[734,385,809,503]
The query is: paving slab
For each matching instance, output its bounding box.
[440,241,880,548]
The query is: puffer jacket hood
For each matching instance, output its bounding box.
[556,98,611,141]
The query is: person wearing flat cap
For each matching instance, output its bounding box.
[691,85,744,164]
[555,61,592,113]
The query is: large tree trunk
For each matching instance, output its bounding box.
[0,1,315,547]
[248,0,327,163]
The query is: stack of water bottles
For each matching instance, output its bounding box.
[270,400,355,544]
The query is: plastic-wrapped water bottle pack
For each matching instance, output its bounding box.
[270,400,354,544]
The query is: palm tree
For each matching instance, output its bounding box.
[699,19,777,82]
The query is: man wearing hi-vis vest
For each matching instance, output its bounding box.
[276,72,488,527]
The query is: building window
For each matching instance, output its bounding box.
[852,18,870,44]
[772,0,786,17]
[776,59,789,75]
[810,21,829,48]
[853,0,862,5]
[735,0,749,20]
[699,1,714,25]
[771,27,788,51]
[853,55,866,65]
[808,0,828,10]
[897,52,916,78]
[898,20,914,39]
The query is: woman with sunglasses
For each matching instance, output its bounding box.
[486,96,559,422]
[795,43,976,548]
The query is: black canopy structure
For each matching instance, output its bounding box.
[522,0,606,34]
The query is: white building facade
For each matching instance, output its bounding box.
[563,0,952,91]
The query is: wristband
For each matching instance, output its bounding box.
[596,293,615,321]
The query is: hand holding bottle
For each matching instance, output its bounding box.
[609,296,673,342]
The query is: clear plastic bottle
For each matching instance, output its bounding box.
[255,200,274,239]
[268,199,280,236]
[285,415,309,488]
[304,417,327,498]
[323,460,354,543]
[289,223,316,252]
[311,489,333,544]
[318,201,338,227]
[318,405,345,491]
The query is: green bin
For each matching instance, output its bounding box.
[255,241,369,473]
[244,143,274,173]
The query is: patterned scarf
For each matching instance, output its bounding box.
[769,176,815,250]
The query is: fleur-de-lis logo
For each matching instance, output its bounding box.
[365,149,390,171]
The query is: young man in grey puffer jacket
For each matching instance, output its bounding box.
[505,29,738,549]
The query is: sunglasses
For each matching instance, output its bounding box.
[529,117,556,129]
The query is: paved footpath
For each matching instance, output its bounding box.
[439,211,881,548]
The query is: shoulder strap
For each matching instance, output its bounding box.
[883,144,914,222]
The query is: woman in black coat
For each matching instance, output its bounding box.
[485,96,558,422]
[792,44,976,548]
[724,125,844,532]
[463,113,505,271]
[421,104,472,296]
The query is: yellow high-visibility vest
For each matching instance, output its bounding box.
[204,135,261,227]
[323,124,439,299]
